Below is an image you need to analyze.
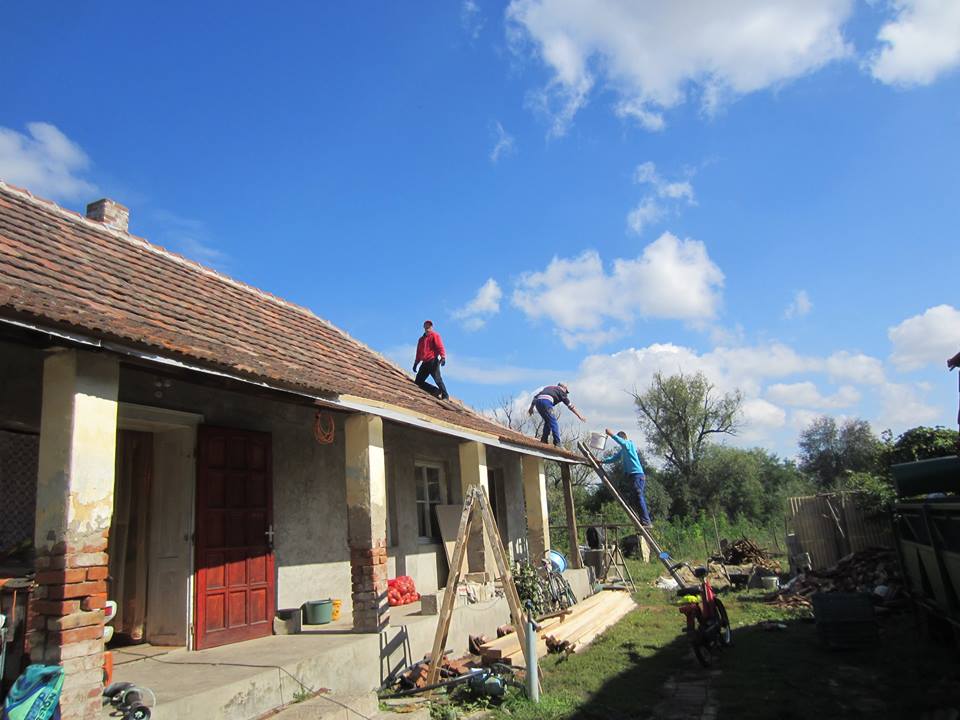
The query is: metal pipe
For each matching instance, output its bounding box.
[524,602,539,703]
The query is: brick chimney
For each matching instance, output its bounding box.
[85,198,129,233]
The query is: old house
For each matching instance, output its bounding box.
[0,182,583,719]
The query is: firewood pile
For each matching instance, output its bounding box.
[717,538,782,573]
[767,547,903,610]
[393,654,474,690]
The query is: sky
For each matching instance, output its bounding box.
[2,1,959,461]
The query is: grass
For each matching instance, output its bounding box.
[476,558,960,720]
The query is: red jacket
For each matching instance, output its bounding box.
[415,331,446,363]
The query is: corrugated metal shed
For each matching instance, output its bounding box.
[787,492,893,570]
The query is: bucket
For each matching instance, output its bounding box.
[587,432,607,452]
[761,576,780,592]
[331,599,343,621]
[302,599,333,625]
[547,549,568,573]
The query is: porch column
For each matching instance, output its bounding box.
[522,455,551,562]
[560,463,583,569]
[29,349,119,720]
[458,441,488,574]
[344,413,389,632]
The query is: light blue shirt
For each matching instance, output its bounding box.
[601,434,645,476]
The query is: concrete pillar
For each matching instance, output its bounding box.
[29,349,119,720]
[560,462,582,569]
[458,441,488,574]
[522,455,551,562]
[344,413,389,632]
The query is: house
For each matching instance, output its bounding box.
[0,182,583,719]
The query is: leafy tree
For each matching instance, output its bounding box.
[797,416,882,488]
[633,370,742,484]
[884,426,959,466]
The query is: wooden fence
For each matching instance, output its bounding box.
[787,492,893,570]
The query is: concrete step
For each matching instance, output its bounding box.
[268,691,379,720]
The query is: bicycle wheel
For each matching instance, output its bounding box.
[692,630,713,668]
[715,598,732,647]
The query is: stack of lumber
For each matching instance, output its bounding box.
[477,590,636,666]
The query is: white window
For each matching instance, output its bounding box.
[415,463,444,541]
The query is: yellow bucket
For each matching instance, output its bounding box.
[331,599,343,621]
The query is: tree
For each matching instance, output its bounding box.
[884,426,960,466]
[633,371,742,484]
[797,416,882,488]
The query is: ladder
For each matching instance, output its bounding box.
[576,441,684,586]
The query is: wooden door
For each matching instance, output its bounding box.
[194,426,274,650]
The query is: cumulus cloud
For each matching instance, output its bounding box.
[506,0,854,134]
[868,0,960,86]
[784,290,813,319]
[627,161,695,235]
[512,232,724,347]
[0,122,97,201]
[888,304,960,371]
[876,381,940,428]
[766,381,860,408]
[453,278,503,330]
[489,121,516,163]
[825,351,886,385]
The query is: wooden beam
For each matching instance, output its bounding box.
[560,463,582,569]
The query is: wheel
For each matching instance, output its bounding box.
[692,631,713,668]
[715,598,732,647]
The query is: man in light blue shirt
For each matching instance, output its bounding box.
[601,428,651,526]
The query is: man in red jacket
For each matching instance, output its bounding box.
[413,320,449,399]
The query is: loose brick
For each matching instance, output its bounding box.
[67,552,108,569]
[34,599,81,616]
[60,653,104,674]
[80,594,107,611]
[47,582,106,600]
[85,567,108,581]
[48,610,103,631]
[36,569,88,585]
[42,638,103,662]
[48,624,104,644]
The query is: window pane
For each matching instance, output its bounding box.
[415,479,426,501]
[429,508,441,540]
[417,503,428,538]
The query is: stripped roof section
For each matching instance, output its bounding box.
[0,181,579,460]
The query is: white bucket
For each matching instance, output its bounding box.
[587,431,607,452]
[761,575,780,592]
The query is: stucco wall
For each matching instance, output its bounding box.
[119,368,352,614]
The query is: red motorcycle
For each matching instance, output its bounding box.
[671,561,732,667]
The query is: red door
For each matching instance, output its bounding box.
[195,426,274,650]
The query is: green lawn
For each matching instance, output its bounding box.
[478,560,960,720]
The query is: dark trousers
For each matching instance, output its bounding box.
[415,359,448,399]
[630,472,652,526]
[535,398,561,445]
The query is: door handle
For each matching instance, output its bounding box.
[265,524,275,550]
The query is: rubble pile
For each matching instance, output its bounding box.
[768,547,903,610]
[718,538,782,573]
[393,654,473,690]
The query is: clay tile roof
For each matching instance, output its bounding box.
[0,182,580,462]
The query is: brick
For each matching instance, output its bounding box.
[67,552,108,569]
[48,624,104,645]
[60,653,104,674]
[81,594,107,611]
[60,668,104,693]
[42,638,103,662]
[48,611,103,631]
[47,581,107,600]
[36,569,88,585]
[34,599,81,616]
[85,567,108,581]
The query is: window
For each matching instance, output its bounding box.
[487,468,508,545]
[415,463,444,541]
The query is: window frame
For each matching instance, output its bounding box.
[414,460,445,543]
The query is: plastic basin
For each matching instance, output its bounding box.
[302,599,333,625]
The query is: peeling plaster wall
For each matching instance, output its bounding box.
[119,368,352,614]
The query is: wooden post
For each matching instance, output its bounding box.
[560,463,582,569]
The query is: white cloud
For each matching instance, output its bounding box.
[869,0,960,86]
[506,0,854,134]
[489,122,516,163]
[462,0,486,40]
[154,210,228,268]
[766,381,860,408]
[0,122,97,201]
[825,351,886,385]
[512,232,724,347]
[888,304,960,371]
[876,381,940,428]
[626,197,663,235]
[627,161,695,235]
[453,278,503,330]
[784,289,813,319]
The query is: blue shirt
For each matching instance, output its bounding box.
[601,434,645,476]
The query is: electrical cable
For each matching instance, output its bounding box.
[314,411,335,445]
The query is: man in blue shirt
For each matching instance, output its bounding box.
[601,428,651,526]
[527,383,586,446]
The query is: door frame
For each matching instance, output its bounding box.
[117,403,203,649]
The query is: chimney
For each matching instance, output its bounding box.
[86,198,129,233]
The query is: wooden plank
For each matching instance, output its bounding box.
[566,594,636,652]
[425,490,476,686]
[543,592,622,644]
[560,463,583,569]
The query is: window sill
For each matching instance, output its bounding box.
[416,538,442,547]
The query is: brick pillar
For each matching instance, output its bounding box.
[458,441,489,574]
[29,349,118,720]
[344,414,388,632]
[522,455,551,562]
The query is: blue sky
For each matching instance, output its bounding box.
[2,1,959,459]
